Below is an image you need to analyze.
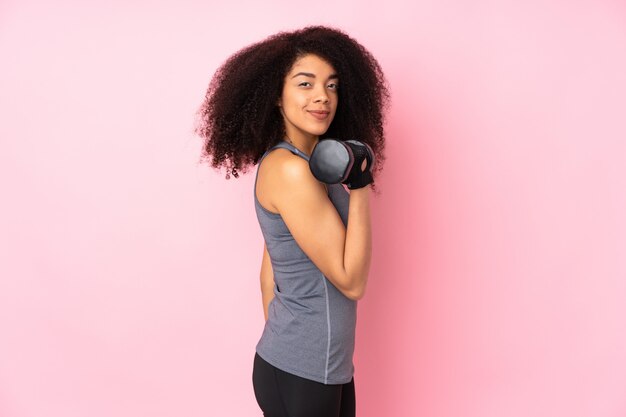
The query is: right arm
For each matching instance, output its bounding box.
[272,157,372,301]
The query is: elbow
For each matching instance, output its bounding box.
[340,272,368,301]
[346,285,366,301]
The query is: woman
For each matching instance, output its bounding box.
[195,25,390,417]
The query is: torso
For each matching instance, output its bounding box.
[254,141,354,385]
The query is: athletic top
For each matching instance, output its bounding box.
[254,140,357,385]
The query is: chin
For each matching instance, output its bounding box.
[307,125,331,136]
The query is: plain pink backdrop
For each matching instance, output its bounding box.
[1,0,625,416]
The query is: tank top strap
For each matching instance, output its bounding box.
[269,141,310,162]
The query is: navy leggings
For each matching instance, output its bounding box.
[252,352,356,417]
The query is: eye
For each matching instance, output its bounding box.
[298,81,312,87]
[327,83,339,90]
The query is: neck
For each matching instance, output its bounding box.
[284,135,318,157]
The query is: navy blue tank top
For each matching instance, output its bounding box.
[254,140,357,385]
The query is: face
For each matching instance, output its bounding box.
[278,54,339,142]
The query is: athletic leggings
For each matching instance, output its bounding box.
[252,352,356,417]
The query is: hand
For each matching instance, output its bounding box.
[342,140,375,190]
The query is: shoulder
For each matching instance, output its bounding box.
[257,149,327,204]
[259,148,307,181]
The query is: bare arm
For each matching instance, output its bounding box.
[273,157,372,300]
[260,242,275,321]
[343,187,372,299]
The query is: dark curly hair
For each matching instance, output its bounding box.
[194,25,391,192]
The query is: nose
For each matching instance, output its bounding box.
[314,87,329,104]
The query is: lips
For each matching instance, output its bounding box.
[308,110,330,120]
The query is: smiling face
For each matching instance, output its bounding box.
[278,54,339,144]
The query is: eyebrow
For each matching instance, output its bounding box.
[291,72,339,80]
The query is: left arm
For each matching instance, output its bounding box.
[260,243,275,322]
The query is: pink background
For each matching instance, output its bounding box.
[1,0,625,416]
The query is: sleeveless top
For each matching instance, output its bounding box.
[254,140,357,385]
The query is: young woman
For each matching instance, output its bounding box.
[195,25,390,417]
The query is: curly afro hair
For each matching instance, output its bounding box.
[194,25,391,192]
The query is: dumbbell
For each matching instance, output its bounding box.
[309,138,375,190]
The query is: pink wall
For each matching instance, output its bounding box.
[1,0,625,416]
